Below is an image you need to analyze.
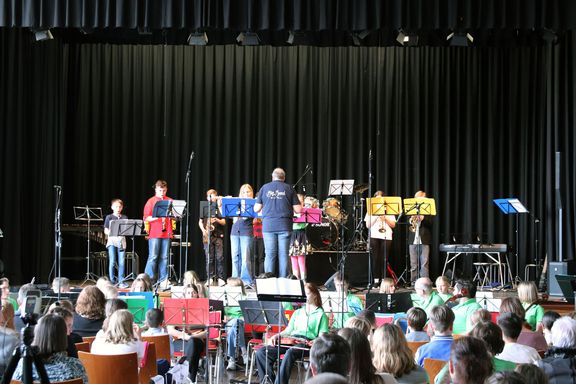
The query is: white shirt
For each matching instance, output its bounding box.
[496,342,541,364]
[365,214,396,240]
[91,338,146,364]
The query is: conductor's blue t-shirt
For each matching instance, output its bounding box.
[256,181,300,232]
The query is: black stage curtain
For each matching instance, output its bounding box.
[1,28,575,284]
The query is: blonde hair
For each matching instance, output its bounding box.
[183,270,206,297]
[1,299,15,329]
[435,275,451,286]
[105,309,137,344]
[379,278,396,294]
[344,316,372,337]
[226,277,246,295]
[372,324,416,377]
[517,281,539,305]
[238,184,254,197]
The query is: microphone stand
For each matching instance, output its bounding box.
[54,186,62,301]
[184,151,195,280]
[292,164,312,191]
[367,150,373,291]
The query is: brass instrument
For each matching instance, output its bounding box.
[378,216,387,233]
[409,216,421,232]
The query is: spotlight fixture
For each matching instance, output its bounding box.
[396,30,419,46]
[447,32,474,46]
[351,30,370,46]
[236,32,260,46]
[32,29,54,41]
[188,32,208,46]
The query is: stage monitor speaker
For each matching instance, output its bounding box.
[549,261,575,296]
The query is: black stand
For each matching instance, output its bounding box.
[111,219,145,282]
[365,292,413,314]
[51,185,63,301]
[75,205,103,285]
[184,151,195,281]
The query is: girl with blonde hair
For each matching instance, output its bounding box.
[230,184,255,285]
[379,278,397,294]
[517,281,544,331]
[91,309,145,363]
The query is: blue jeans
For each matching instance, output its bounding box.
[263,231,291,277]
[230,235,254,285]
[225,318,246,358]
[107,245,125,284]
[145,238,170,282]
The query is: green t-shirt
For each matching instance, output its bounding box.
[438,292,453,302]
[6,296,18,311]
[415,291,445,316]
[332,293,364,329]
[280,306,329,339]
[523,302,544,331]
[224,306,243,320]
[452,298,482,334]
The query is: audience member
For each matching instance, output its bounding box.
[500,297,547,352]
[450,279,481,334]
[357,309,377,331]
[372,324,429,383]
[485,371,525,384]
[448,337,493,384]
[1,297,15,329]
[470,321,516,372]
[309,332,351,378]
[413,277,444,315]
[47,299,75,314]
[379,278,397,294]
[131,276,153,292]
[0,300,19,377]
[496,312,541,364]
[344,316,373,338]
[517,281,544,331]
[72,286,106,337]
[13,314,88,383]
[0,278,18,310]
[541,310,560,347]
[435,276,452,301]
[415,305,454,366]
[304,372,348,384]
[141,308,167,336]
[52,277,71,293]
[536,316,576,383]
[405,307,429,342]
[515,364,549,384]
[48,306,79,358]
[98,298,129,337]
[91,309,145,364]
[13,283,36,332]
[101,284,118,299]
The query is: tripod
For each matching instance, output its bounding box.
[2,315,49,384]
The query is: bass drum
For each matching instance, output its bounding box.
[306,221,338,251]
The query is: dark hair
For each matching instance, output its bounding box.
[455,279,477,298]
[515,364,549,384]
[469,321,505,354]
[407,307,427,331]
[485,371,525,384]
[337,328,383,384]
[450,337,493,384]
[153,180,167,188]
[310,332,351,376]
[146,308,164,328]
[357,309,376,328]
[257,272,276,279]
[33,314,68,360]
[499,297,525,319]
[429,305,455,333]
[48,306,73,320]
[541,311,561,331]
[497,312,523,340]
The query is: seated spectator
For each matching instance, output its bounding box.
[338,327,396,384]
[72,285,106,337]
[13,283,36,332]
[0,278,18,311]
[101,284,118,299]
[357,309,377,332]
[413,277,445,316]
[435,276,452,302]
[332,273,364,329]
[96,276,112,292]
[52,277,71,293]
[305,372,348,384]
[379,278,397,294]
[459,308,491,336]
[496,312,541,364]
[96,298,129,338]
[344,316,373,338]
[0,299,19,377]
[91,309,145,364]
[450,279,481,334]
[13,314,88,383]
[515,364,549,384]
[183,270,207,297]
[1,297,15,330]
[142,308,167,336]
[448,337,493,384]
[541,311,560,347]
[47,299,75,314]
[500,297,547,352]
[405,307,429,342]
[536,316,576,383]
[131,276,153,292]
[517,281,544,331]
[372,323,429,383]
[415,305,454,366]
[309,332,350,378]
[48,306,79,358]
[485,371,525,384]
[470,321,516,372]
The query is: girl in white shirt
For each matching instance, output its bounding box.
[91,309,145,364]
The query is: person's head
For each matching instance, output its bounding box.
[33,314,69,360]
[379,278,396,294]
[357,309,377,330]
[515,364,549,384]
[333,273,349,294]
[102,284,118,299]
[239,184,254,198]
[499,297,525,319]
[485,371,525,384]
[17,283,35,306]
[271,168,286,181]
[226,277,246,295]
[542,311,561,331]
[550,316,576,348]
[111,198,124,215]
[305,283,322,308]
[372,323,416,377]
[1,298,15,329]
[448,336,493,384]
[183,270,201,286]
[454,279,476,299]
[154,180,168,198]
[51,277,70,293]
[337,327,378,384]
[309,332,351,377]
[497,312,523,341]
[414,277,433,297]
[0,277,10,299]
[206,188,218,201]
[48,306,74,335]
[184,284,200,299]
[469,321,505,355]
[470,308,491,328]
[407,307,427,332]
[75,285,106,320]
[105,298,128,318]
[414,191,427,198]
[96,276,111,292]
[257,272,276,279]
[435,276,451,295]
[48,299,74,314]
[131,277,152,292]
[105,309,137,344]
[516,281,539,305]
[429,305,455,334]
[145,308,164,329]
[344,316,372,338]
[373,190,384,197]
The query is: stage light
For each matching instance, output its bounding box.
[236,32,260,46]
[447,32,474,46]
[188,32,208,46]
[396,30,419,46]
[32,29,53,41]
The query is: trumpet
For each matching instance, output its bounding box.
[378,217,387,233]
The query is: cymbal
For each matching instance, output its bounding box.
[354,183,369,193]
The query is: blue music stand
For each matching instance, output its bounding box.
[220,197,258,218]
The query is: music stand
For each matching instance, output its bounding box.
[109,219,144,281]
[208,286,244,307]
[494,198,529,284]
[365,292,413,314]
[554,274,576,305]
[121,296,150,325]
[320,291,350,328]
[74,206,103,285]
[220,197,258,218]
[367,196,402,282]
[293,208,322,224]
[403,197,437,281]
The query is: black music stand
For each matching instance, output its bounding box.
[110,219,145,282]
[75,206,103,285]
[365,292,413,314]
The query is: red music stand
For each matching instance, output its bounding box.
[163,298,210,327]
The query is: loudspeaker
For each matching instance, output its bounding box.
[549,261,575,296]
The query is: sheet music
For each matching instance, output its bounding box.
[256,278,304,297]
[508,198,529,213]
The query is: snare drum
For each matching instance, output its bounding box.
[304,196,320,208]
[306,221,338,250]
[323,197,341,218]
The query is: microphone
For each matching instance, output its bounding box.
[189,151,195,162]
[53,185,61,189]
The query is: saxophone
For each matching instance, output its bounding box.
[409,216,419,232]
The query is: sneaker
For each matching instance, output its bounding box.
[118,282,129,289]
[226,359,236,371]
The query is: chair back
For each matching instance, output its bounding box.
[141,334,171,361]
[11,379,83,384]
[75,341,90,353]
[407,341,428,356]
[78,351,139,384]
[423,358,447,383]
[82,336,96,347]
[139,342,158,384]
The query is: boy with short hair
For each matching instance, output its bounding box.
[142,308,167,336]
[406,307,430,342]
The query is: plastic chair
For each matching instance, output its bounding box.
[139,342,158,384]
[407,341,428,356]
[141,334,171,362]
[75,341,90,353]
[10,379,83,384]
[82,336,96,348]
[78,351,139,384]
[423,358,447,383]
